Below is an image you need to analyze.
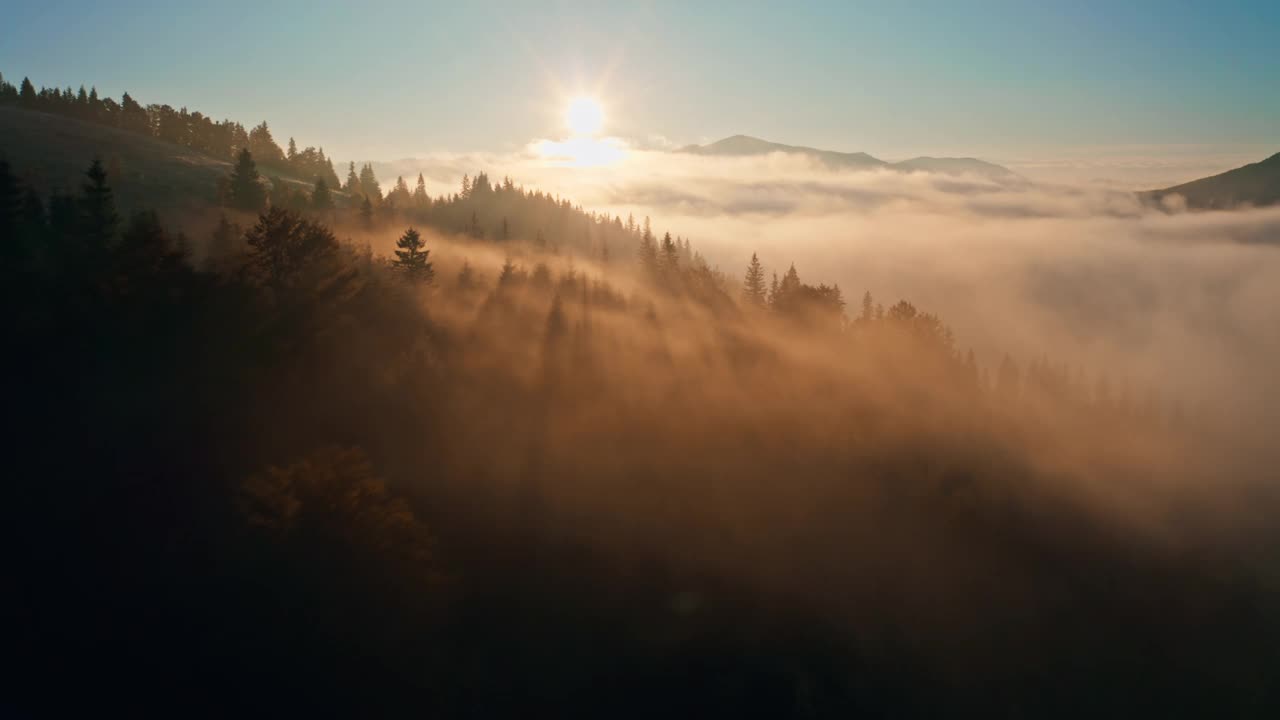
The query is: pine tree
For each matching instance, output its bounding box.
[413,173,428,206]
[660,232,679,276]
[244,207,337,288]
[312,177,333,210]
[638,218,658,280]
[773,263,801,311]
[456,261,476,291]
[119,91,149,134]
[287,137,298,161]
[79,158,120,253]
[544,294,567,346]
[19,77,36,105]
[359,163,382,201]
[228,148,266,211]
[392,227,433,283]
[360,195,375,228]
[345,162,361,194]
[248,121,285,165]
[498,257,517,288]
[860,291,874,322]
[206,213,239,271]
[742,252,767,306]
[116,209,175,280]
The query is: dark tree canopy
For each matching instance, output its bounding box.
[229,148,266,212]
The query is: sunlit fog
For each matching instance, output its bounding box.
[4,1,1279,716]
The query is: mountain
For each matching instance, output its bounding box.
[1142,152,1280,210]
[679,135,887,169]
[891,156,1022,182]
[678,134,1021,182]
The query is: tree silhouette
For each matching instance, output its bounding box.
[229,149,266,212]
[78,158,120,255]
[742,252,767,306]
[359,163,382,202]
[244,207,337,288]
[312,178,333,211]
[345,162,361,194]
[248,121,285,165]
[392,227,434,284]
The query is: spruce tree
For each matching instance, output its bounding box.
[312,177,333,210]
[248,121,285,165]
[229,148,266,211]
[359,163,381,201]
[360,195,374,228]
[638,218,658,281]
[245,207,337,288]
[392,227,433,283]
[498,257,517,287]
[660,232,679,276]
[413,173,428,207]
[456,261,476,291]
[78,158,120,253]
[19,77,36,105]
[345,162,360,194]
[742,252,767,306]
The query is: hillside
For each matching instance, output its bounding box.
[0,106,319,214]
[679,134,887,169]
[678,134,1021,182]
[1142,151,1280,210]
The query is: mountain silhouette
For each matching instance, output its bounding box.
[1143,152,1280,210]
[678,134,1021,182]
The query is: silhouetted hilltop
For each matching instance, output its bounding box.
[678,134,1022,181]
[680,134,887,169]
[892,155,1022,182]
[1142,152,1280,210]
[0,106,316,213]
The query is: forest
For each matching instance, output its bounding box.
[4,72,1280,717]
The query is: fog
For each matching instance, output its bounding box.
[372,145,1280,437]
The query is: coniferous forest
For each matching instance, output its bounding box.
[4,67,1280,718]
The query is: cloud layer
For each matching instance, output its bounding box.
[372,144,1280,433]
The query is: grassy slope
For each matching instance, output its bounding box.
[0,106,317,216]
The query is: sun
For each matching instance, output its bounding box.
[565,96,604,136]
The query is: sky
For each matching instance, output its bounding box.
[2,0,1277,167]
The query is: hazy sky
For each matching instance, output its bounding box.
[3,1,1277,164]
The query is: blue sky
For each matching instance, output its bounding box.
[2,1,1277,161]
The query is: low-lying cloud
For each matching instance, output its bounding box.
[372,143,1280,434]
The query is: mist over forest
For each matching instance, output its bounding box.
[4,61,1280,719]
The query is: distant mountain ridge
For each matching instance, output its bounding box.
[678,134,1022,182]
[1142,152,1280,210]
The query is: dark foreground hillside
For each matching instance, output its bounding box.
[5,153,1280,718]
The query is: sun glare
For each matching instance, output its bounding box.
[565,96,604,136]
[534,137,625,168]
